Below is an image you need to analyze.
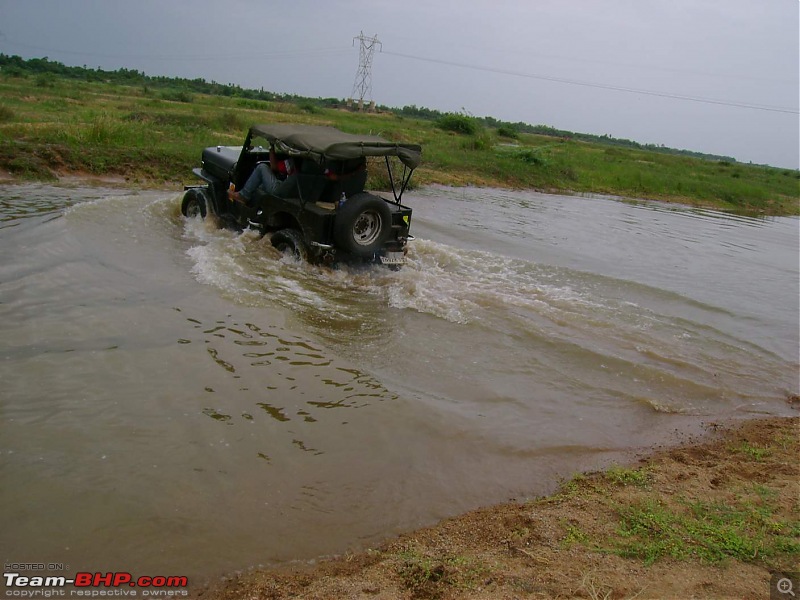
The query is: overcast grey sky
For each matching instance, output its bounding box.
[1,0,798,168]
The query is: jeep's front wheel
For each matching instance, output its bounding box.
[181,188,207,218]
[333,193,392,258]
[270,229,308,262]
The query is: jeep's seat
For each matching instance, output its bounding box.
[295,159,326,202]
[321,158,368,201]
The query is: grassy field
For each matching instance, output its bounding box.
[0,73,798,215]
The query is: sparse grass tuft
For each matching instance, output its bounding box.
[394,543,489,598]
[460,130,492,151]
[730,441,772,461]
[604,465,651,487]
[562,523,590,548]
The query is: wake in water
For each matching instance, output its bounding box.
[179,210,793,416]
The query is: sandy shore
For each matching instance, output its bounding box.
[196,410,798,600]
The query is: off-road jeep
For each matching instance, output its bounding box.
[181,124,422,267]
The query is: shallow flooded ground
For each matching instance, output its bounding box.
[0,183,796,580]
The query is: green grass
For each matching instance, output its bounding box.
[604,465,652,487]
[548,477,800,568]
[550,433,800,571]
[729,441,772,461]
[612,492,800,565]
[0,72,797,214]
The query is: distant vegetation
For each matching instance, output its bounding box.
[0,54,738,162]
[0,53,797,215]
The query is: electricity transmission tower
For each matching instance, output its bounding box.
[349,32,381,111]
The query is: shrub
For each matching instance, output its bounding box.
[298,101,319,114]
[0,66,27,78]
[436,113,478,135]
[35,73,56,88]
[497,126,519,139]
[514,148,548,166]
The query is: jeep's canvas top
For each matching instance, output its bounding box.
[249,124,422,169]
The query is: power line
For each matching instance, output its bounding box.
[381,50,799,115]
[384,34,795,86]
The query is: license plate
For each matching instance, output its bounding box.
[380,252,405,265]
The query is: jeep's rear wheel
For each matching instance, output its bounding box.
[270,229,308,262]
[181,188,207,218]
[333,193,392,258]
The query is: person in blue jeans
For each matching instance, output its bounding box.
[229,147,297,205]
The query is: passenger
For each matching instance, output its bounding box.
[228,146,296,205]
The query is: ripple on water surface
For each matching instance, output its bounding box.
[0,183,796,579]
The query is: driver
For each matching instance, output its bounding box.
[228,145,296,205]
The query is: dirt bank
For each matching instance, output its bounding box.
[197,413,799,600]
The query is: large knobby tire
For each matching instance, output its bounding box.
[333,193,392,258]
[270,229,309,262]
[181,188,207,218]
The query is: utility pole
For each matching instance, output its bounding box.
[348,32,381,112]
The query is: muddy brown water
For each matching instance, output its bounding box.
[1,183,797,582]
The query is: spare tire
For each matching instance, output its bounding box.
[333,193,392,258]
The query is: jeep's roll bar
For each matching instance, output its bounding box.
[244,124,421,204]
[384,156,414,205]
